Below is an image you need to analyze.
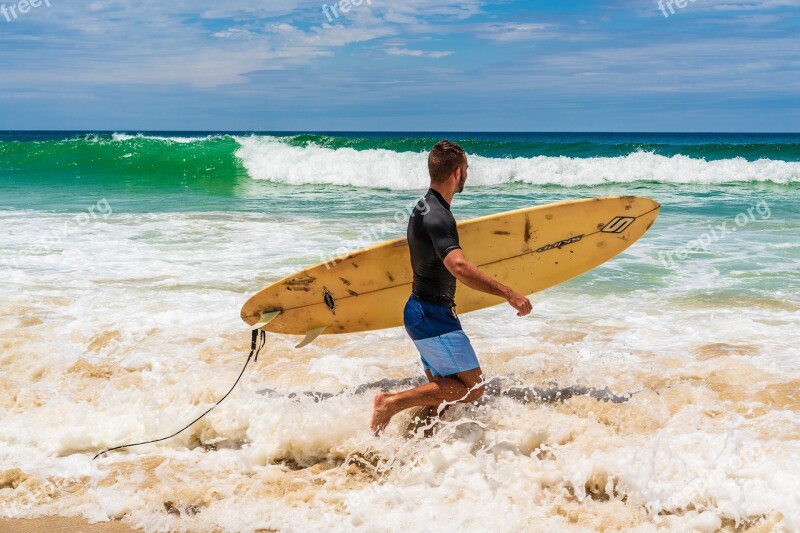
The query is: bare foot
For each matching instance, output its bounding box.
[370,392,395,435]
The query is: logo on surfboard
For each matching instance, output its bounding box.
[537,235,583,253]
[601,216,636,234]
[323,287,336,315]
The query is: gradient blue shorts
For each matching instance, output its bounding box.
[403,295,480,377]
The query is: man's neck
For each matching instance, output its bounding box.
[429,183,455,206]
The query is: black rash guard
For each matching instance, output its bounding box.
[408,188,462,307]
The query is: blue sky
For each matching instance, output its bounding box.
[0,0,798,131]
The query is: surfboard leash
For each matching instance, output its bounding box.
[92,329,267,460]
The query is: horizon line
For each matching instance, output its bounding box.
[2,130,799,135]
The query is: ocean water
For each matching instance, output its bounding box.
[0,132,798,532]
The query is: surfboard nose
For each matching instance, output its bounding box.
[632,196,661,215]
[635,197,661,230]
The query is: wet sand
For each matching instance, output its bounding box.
[0,517,140,532]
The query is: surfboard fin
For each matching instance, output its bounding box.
[250,311,281,330]
[296,326,327,349]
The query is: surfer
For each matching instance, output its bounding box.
[371,140,533,435]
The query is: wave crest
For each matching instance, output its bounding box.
[234,136,800,189]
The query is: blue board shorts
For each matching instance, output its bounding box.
[403,295,480,377]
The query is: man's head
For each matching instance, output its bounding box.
[428,140,468,194]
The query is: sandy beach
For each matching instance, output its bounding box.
[0,517,140,532]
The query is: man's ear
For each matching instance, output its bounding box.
[452,167,462,183]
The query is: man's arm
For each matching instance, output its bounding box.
[443,249,533,316]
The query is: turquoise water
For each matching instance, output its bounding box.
[2,131,798,298]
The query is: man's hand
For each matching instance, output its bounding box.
[506,291,533,316]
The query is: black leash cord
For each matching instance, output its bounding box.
[93,330,267,460]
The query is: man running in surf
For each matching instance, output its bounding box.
[371,140,533,434]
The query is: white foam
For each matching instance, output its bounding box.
[110,133,220,144]
[1,205,798,531]
[234,136,800,189]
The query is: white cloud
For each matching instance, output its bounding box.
[485,36,800,96]
[621,0,800,17]
[0,0,484,88]
[378,0,484,24]
[1,0,796,102]
[386,47,454,58]
[213,29,259,41]
[708,0,800,10]
[476,22,560,42]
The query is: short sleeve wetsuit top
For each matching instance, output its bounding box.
[407,188,461,308]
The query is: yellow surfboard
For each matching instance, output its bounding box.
[241,196,660,347]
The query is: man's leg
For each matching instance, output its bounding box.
[371,367,485,434]
[405,370,451,437]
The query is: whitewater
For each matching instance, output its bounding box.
[1,132,798,532]
[234,135,800,188]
